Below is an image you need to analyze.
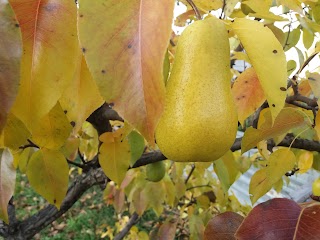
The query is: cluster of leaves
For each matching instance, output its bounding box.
[0,0,320,239]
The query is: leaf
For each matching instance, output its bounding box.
[242,107,309,153]
[204,212,244,240]
[142,181,166,215]
[18,147,36,173]
[298,79,312,97]
[294,202,320,239]
[59,56,104,133]
[26,148,69,209]
[224,0,239,17]
[287,60,297,76]
[2,113,30,149]
[0,148,15,223]
[31,102,72,149]
[127,131,145,166]
[77,0,174,144]
[9,0,79,131]
[180,0,223,11]
[250,149,296,204]
[189,214,205,240]
[0,1,22,132]
[131,186,148,216]
[99,129,131,185]
[307,72,320,106]
[236,198,301,239]
[232,18,287,122]
[296,150,313,173]
[232,67,266,125]
[213,151,239,192]
[303,27,314,49]
[79,122,99,161]
[267,24,286,46]
[153,218,177,240]
[284,28,301,51]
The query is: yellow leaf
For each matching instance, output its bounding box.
[232,68,266,125]
[277,0,303,14]
[303,27,314,49]
[307,72,320,106]
[0,2,22,133]
[242,107,310,153]
[2,113,30,150]
[231,51,251,63]
[298,79,312,97]
[250,149,295,204]
[284,28,301,51]
[267,24,286,46]
[60,57,104,133]
[180,0,223,11]
[315,111,320,139]
[79,122,99,161]
[273,178,284,193]
[31,103,72,150]
[213,151,239,192]
[10,0,79,132]
[296,150,313,173]
[224,0,239,17]
[0,148,15,223]
[232,18,287,122]
[78,0,174,144]
[26,148,69,209]
[60,135,80,161]
[18,147,36,174]
[99,129,131,185]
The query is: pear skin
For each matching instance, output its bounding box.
[155,17,238,162]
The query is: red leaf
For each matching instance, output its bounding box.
[204,212,244,240]
[236,198,301,240]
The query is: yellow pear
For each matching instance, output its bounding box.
[155,17,238,162]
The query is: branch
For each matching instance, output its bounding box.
[114,212,140,240]
[186,0,202,20]
[1,168,107,239]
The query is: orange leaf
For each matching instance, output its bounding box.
[10,0,79,131]
[232,67,266,125]
[204,212,244,240]
[0,2,22,132]
[77,0,175,144]
[242,107,310,153]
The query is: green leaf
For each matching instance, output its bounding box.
[78,0,174,144]
[31,103,72,149]
[242,107,309,153]
[0,1,22,132]
[214,151,239,192]
[128,131,145,166]
[232,18,287,122]
[287,60,297,76]
[0,148,16,223]
[284,28,301,51]
[26,148,69,209]
[303,28,314,49]
[99,129,131,185]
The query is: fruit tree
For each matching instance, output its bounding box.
[1,0,320,239]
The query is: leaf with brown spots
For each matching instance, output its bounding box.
[204,212,244,240]
[0,1,22,133]
[232,67,266,125]
[232,19,287,123]
[9,0,79,131]
[77,0,174,144]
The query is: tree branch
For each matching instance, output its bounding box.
[114,212,140,240]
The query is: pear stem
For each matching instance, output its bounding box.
[186,0,202,20]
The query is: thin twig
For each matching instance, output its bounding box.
[220,0,226,19]
[66,159,84,169]
[19,139,39,149]
[114,213,140,240]
[186,0,202,20]
[185,164,195,184]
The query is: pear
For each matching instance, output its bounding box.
[155,17,238,162]
[146,161,166,182]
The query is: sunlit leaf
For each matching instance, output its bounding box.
[60,57,104,133]
[31,102,72,149]
[78,0,174,144]
[242,107,309,153]
[236,198,301,239]
[0,1,22,132]
[0,148,15,223]
[277,0,303,14]
[287,60,297,76]
[250,149,295,203]
[267,24,286,46]
[284,28,301,51]
[296,150,313,173]
[232,67,266,125]
[307,72,320,106]
[204,212,244,240]
[10,0,79,131]
[79,122,99,161]
[303,27,314,49]
[213,151,239,192]
[26,148,69,209]
[180,0,223,11]
[224,0,239,17]
[232,18,287,122]
[99,129,131,185]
